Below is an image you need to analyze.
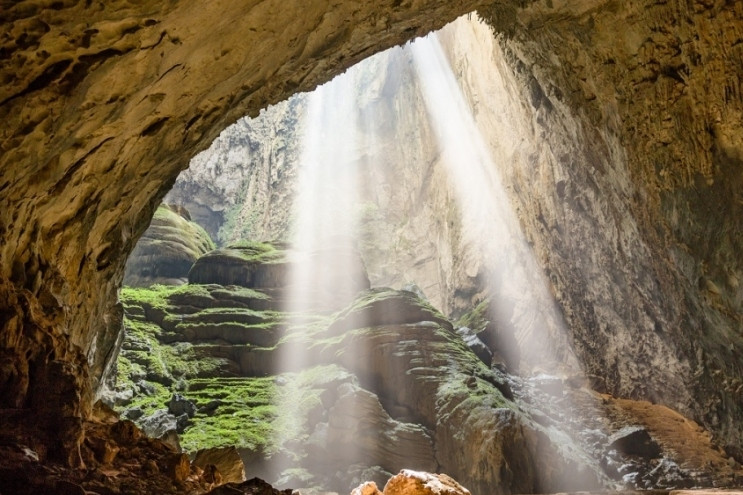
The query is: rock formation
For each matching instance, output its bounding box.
[112,241,742,494]
[2,0,743,491]
[0,0,489,465]
[123,204,215,287]
[352,470,473,495]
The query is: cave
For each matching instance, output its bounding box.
[1,1,742,494]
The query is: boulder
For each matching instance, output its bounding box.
[352,481,383,495]
[206,477,293,495]
[123,204,215,287]
[328,288,453,336]
[188,242,289,288]
[168,394,198,418]
[383,470,471,495]
[139,410,179,439]
[122,407,144,421]
[193,446,247,484]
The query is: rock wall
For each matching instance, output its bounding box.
[165,98,307,244]
[167,45,471,314]
[477,1,743,458]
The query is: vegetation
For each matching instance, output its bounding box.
[115,281,283,452]
[114,243,515,493]
[455,299,490,334]
[181,377,278,452]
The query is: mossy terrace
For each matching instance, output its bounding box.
[114,240,523,492]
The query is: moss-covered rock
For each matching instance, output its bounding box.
[123,204,215,287]
[455,298,520,371]
[115,261,609,495]
[188,241,289,288]
[328,287,453,336]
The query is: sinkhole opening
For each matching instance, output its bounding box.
[110,13,740,495]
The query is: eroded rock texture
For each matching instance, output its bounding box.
[476,1,743,458]
[115,243,741,494]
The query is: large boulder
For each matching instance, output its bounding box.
[124,204,215,287]
[328,288,453,336]
[188,242,290,288]
[383,470,471,495]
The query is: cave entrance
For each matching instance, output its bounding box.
[110,14,676,495]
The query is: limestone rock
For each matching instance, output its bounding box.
[328,288,453,336]
[307,383,437,476]
[193,446,247,484]
[162,7,743,459]
[168,393,197,418]
[455,327,492,367]
[1,0,484,452]
[139,409,182,438]
[123,204,215,287]
[0,0,742,483]
[352,481,383,495]
[206,477,294,495]
[165,452,191,482]
[188,242,289,289]
[383,470,470,495]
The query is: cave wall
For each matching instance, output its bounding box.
[1,0,742,465]
[166,43,473,315]
[476,0,743,457]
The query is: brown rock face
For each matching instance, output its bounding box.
[475,1,743,457]
[193,446,247,485]
[383,470,471,495]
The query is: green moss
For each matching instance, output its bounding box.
[180,377,278,452]
[120,285,173,310]
[219,240,287,264]
[151,204,216,256]
[327,287,453,336]
[211,286,271,301]
[455,299,490,333]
